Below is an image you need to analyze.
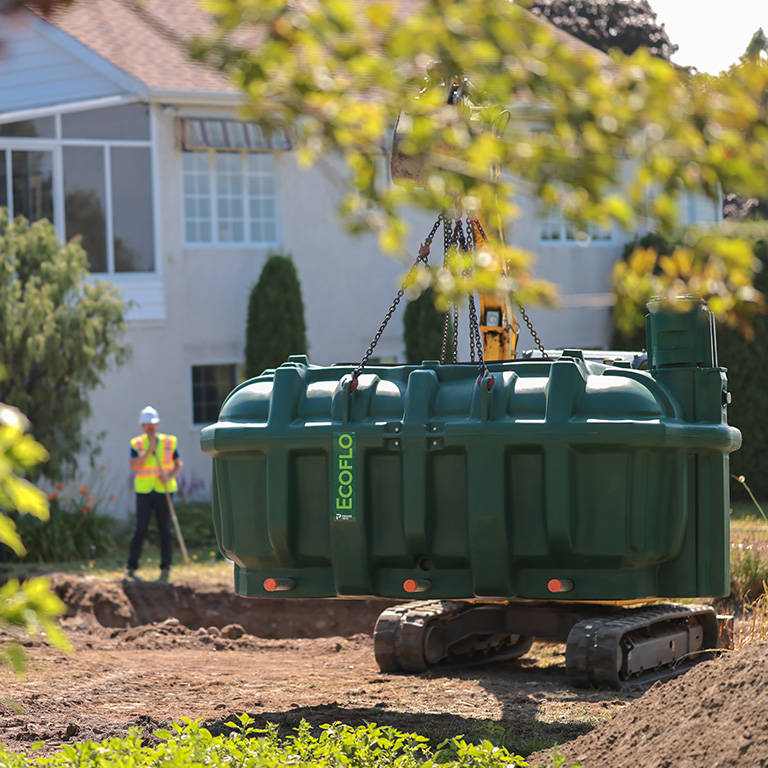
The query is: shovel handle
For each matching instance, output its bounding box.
[164,487,190,565]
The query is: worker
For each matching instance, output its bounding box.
[127,406,183,582]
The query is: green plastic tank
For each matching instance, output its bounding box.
[201,299,740,602]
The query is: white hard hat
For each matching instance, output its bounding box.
[139,406,160,424]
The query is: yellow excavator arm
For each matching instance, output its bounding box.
[470,219,519,362]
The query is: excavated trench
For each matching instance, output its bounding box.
[49,574,397,637]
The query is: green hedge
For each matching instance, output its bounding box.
[404,288,452,364]
[173,501,218,550]
[718,240,768,501]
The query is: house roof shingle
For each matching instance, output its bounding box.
[44,0,236,94]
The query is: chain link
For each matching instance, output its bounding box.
[351,217,443,385]
[518,305,548,358]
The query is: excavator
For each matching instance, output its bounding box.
[366,215,728,688]
[371,99,734,686]
[201,83,740,690]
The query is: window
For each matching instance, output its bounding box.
[192,364,237,425]
[179,116,286,247]
[63,146,107,272]
[61,103,150,141]
[0,117,54,138]
[11,150,53,222]
[111,147,155,272]
[0,104,155,275]
[183,150,278,246]
[538,208,613,244]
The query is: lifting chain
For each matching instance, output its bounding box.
[440,218,455,364]
[350,216,443,389]
[464,218,490,381]
[518,305,548,358]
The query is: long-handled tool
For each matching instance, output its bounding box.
[164,486,190,565]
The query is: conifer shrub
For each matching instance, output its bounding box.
[245,252,307,378]
[403,288,452,364]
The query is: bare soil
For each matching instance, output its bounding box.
[0,574,764,767]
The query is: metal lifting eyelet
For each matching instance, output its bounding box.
[476,374,495,390]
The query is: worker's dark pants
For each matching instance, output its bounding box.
[127,491,173,572]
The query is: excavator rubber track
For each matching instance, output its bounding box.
[565,603,720,689]
[374,599,533,673]
[374,600,721,688]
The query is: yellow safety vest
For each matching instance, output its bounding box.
[131,433,179,494]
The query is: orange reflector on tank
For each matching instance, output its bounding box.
[263,577,295,592]
[403,578,431,593]
[547,578,574,593]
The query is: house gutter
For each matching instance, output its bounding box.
[149,89,247,108]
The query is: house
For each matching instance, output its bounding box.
[0,0,722,512]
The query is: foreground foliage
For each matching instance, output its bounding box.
[0,403,69,671]
[0,718,578,768]
[197,0,768,332]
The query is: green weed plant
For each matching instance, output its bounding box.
[730,514,768,603]
[8,484,115,563]
[171,501,218,550]
[0,717,577,768]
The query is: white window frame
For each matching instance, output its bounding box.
[183,149,281,249]
[538,207,614,246]
[0,106,157,277]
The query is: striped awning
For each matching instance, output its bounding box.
[178,118,291,151]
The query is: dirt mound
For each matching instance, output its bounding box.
[105,617,370,652]
[50,574,395,638]
[528,642,768,768]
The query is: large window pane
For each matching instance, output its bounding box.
[63,146,107,272]
[215,152,244,242]
[0,117,55,138]
[192,364,236,424]
[183,152,212,243]
[62,104,150,141]
[12,151,53,222]
[111,147,155,272]
[247,153,277,244]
